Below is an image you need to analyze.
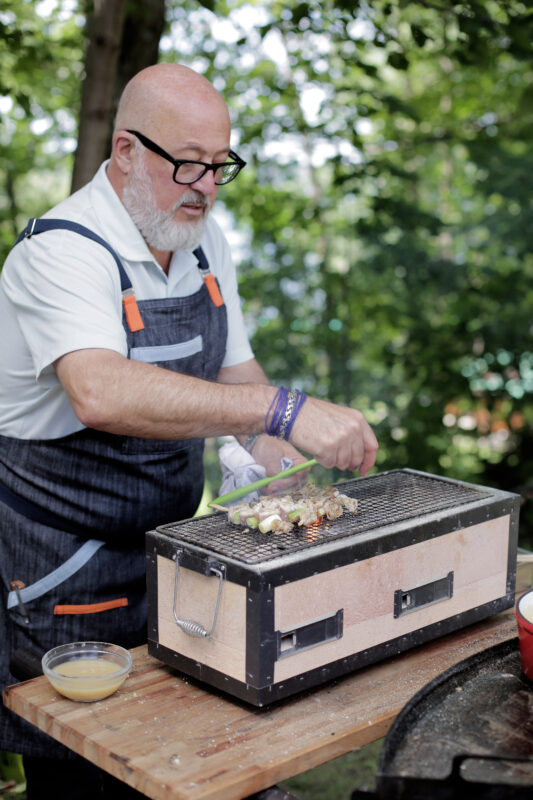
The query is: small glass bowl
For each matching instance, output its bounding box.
[42,641,132,702]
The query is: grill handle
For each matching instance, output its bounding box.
[393,572,454,618]
[173,556,224,638]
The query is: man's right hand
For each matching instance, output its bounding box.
[290,396,378,475]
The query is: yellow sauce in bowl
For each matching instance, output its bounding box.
[50,657,127,701]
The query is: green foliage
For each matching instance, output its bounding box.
[0,0,82,252]
[281,738,383,798]
[0,750,25,792]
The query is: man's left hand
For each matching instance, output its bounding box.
[248,435,312,495]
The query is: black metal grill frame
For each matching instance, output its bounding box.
[156,470,491,565]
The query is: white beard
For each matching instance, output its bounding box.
[122,152,210,252]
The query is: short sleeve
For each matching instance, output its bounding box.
[1,228,128,379]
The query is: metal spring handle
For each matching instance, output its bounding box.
[173,557,224,638]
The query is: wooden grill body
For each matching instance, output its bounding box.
[146,469,519,706]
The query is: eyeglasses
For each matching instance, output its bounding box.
[126,130,246,185]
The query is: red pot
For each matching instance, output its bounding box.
[515,588,533,681]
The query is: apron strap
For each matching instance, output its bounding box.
[15,218,145,332]
[15,221,221,322]
[7,539,104,610]
[193,246,224,307]
[16,218,131,290]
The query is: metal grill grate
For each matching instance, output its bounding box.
[156,470,490,565]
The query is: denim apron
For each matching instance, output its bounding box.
[0,219,228,757]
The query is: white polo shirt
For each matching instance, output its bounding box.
[0,161,254,439]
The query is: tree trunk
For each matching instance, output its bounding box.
[114,0,166,113]
[71,0,166,194]
[71,0,128,192]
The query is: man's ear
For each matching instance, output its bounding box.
[113,131,136,175]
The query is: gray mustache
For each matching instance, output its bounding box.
[175,193,211,211]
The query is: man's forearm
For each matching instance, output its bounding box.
[55,347,379,474]
[217,359,272,447]
[55,348,275,440]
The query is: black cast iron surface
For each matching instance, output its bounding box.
[380,638,533,789]
[157,469,491,564]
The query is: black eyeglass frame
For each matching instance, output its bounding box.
[126,129,246,185]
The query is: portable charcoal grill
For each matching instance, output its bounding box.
[146,468,520,706]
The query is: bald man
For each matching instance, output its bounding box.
[0,64,377,795]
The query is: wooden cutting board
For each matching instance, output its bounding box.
[3,561,531,800]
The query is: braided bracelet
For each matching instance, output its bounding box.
[277,390,297,440]
[283,390,307,441]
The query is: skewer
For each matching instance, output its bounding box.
[210,458,317,507]
[210,503,229,513]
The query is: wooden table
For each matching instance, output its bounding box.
[4,561,532,800]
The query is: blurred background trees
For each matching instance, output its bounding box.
[1,0,532,544]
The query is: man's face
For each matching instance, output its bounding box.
[122,100,231,253]
[122,149,212,252]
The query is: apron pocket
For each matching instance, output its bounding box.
[130,336,202,363]
[5,542,146,652]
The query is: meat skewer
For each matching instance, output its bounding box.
[213,485,358,534]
